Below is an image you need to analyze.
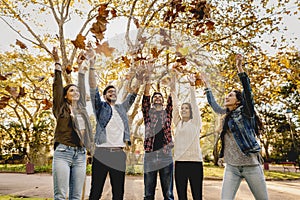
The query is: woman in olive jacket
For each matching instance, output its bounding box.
[52,48,93,200]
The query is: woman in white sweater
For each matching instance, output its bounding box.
[173,74,203,200]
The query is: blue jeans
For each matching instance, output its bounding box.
[221,164,268,200]
[52,143,87,200]
[144,150,174,200]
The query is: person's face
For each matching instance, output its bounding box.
[152,94,163,105]
[65,86,80,102]
[105,88,117,103]
[224,90,240,108]
[180,104,191,120]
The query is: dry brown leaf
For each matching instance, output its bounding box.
[71,34,86,49]
[95,41,115,57]
[16,39,27,49]
[5,86,18,98]
[18,87,26,98]
[0,74,7,81]
[0,96,10,109]
[66,65,72,74]
[42,99,53,110]
[122,56,131,68]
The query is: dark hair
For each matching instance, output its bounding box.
[63,84,77,97]
[103,85,116,95]
[233,90,243,106]
[182,102,193,119]
[151,92,164,103]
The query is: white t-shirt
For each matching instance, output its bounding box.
[98,106,125,147]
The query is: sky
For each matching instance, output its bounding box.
[0,1,299,54]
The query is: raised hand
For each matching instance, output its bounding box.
[52,47,60,63]
[200,72,211,88]
[236,54,244,73]
[187,74,196,86]
[77,51,87,73]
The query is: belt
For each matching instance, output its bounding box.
[100,147,124,152]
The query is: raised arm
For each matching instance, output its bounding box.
[52,47,64,118]
[236,54,255,117]
[171,74,180,127]
[201,72,226,115]
[77,51,87,107]
[188,74,202,128]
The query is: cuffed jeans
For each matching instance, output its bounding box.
[175,161,203,200]
[52,143,86,200]
[144,149,174,200]
[221,164,268,200]
[89,147,126,200]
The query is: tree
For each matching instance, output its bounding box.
[1,0,299,165]
[0,51,55,165]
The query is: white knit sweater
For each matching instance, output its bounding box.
[173,86,203,162]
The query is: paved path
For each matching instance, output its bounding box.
[0,173,300,199]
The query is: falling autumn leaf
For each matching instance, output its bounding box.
[0,96,10,109]
[151,47,163,58]
[205,20,215,30]
[133,17,140,28]
[122,56,131,68]
[65,65,72,74]
[16,39,27,49]
[0,74,7,81]
[111,9,117,17]
[95,41,115,57]
[71,34,86,49]
[5,86,18,98]
[176,57,187,65]
[42,99,53,110]
[18,87,26,98]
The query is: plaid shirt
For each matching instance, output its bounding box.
[142,95,173,152]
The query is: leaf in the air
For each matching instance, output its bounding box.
[16,39,27,49]
[95,41,115,57]
[71,34,86,49]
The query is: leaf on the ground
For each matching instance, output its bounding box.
[71,34,86,49]
[16,39,27,49]
[95,41,115,57]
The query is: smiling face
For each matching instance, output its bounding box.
[65,86,80,103]
[104,88,117,104]
[224,90,240,110]
[180,103,192,121]
[152,94,163,105]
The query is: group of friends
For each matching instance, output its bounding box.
[51,45,269,200]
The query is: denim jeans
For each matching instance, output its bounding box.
[144,150,174,200]
[221,164,268,200]
[52,143,87,200]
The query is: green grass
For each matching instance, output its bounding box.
[1,163,300,181]
[0,195,51,200]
